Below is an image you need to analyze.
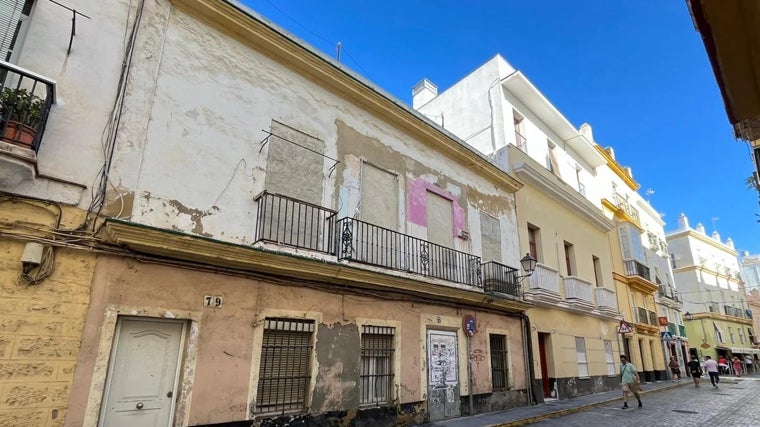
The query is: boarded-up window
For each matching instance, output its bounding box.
[480,212,501,262]
[256,318,314,414]
[264,121,325,205]
[360,163,398,230]
[360,326,395,405]
[426,191,453,247]
[575,337,588,378]
[490,334,509,390]
[604,340,615,375]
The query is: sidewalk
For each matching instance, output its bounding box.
[425,379,689,427]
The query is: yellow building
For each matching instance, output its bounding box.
[0,197,96,426]
[596,146,681,382]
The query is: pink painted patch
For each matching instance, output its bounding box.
[407,178,465,238]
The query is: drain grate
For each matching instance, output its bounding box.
[672,410,699,414]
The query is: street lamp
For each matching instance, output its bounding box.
[685,312,693,321]
[517,253,537,282]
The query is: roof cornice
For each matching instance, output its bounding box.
[666,229,738,256]
[171,0,522,193]
[594,145,640,191]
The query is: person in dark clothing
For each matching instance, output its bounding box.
[687,356,702,388]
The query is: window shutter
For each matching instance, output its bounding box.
[0,0,31,62]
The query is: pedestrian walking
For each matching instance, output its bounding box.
[732,356,743,377]
[704,355,720,387]
[668,356,681,381]
[718,355,729,374]
[745,355,754,373]
[619,355,642,409]
[687,356,702,388]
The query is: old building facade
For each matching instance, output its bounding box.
[414,56,624,401]
[1,0,540,426]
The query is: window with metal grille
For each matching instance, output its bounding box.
[360,325,395,405]
[490,334,509,390]
[256,318,314,414]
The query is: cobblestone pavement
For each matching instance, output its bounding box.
[533,377,760,427]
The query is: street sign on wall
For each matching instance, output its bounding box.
[618,320,633,334]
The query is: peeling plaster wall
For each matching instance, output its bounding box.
[65,257,526,426]
[107,6,520,266]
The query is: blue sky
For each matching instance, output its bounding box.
[240,0,760,255]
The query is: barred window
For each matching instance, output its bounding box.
[360,325,395,405]
[490,334,509,390]
[256,318,314,414]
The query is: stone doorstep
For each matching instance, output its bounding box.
[491,382,690,427]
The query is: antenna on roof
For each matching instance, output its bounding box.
[336,41,342,63]
[645,188,654,203]
[711,216,719,231]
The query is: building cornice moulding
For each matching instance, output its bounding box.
[104,219,533,313]
[666,229,739,256]
[171,0,523,193]
[594,145,639,191]
[511,160,613,232]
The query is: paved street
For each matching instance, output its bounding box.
[534,377,760,426]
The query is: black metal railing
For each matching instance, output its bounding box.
[335,217,481,287]
[0,61,55,153]
[482,261,520,297]
[254,192,336,254]
[624,260,651,281]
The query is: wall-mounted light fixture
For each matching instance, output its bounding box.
[517,253,537,283]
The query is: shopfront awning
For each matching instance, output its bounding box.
[717,346,760,355]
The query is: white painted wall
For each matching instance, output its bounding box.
[4,0,134,205]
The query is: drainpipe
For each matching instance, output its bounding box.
[521,313,536,405]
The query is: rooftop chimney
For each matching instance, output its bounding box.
[412,78,438,109]
[695,223,706,234]
[711,230,721,242]
[579,123,594,142]
[677,213,689,230]
[726,238,735,249]
[605,146,615,160]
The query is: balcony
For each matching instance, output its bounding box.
[612,192,641,223]
[254,192,336,254]
[482,261,520,298]
[624,260,651,282]
[0,61,56,186]
[594,287,618,312]
[335,217,481,287]
[564,276,594,308]
[525,263,561,304]
[514,130,527,152]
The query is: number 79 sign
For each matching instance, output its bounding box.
[203,295,223,308]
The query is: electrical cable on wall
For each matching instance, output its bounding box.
[21,246,55,285]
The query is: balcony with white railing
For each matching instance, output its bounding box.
[563,276,595,309]
[525,263,561,304]
[595,287,618,313]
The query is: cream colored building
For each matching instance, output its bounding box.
[415,56,623,401]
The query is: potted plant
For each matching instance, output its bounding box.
[0,87,43,147]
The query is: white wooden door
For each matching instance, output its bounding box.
[99,318,185,427]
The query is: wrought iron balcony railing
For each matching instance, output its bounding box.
[254,192,336,254]
[482,261,519,297]
[0,61,56,153]
[594,287,617,311]
[612,191,641,223]
[335,217,481,287]
[624,260,651,282]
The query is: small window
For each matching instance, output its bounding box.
[604,340,615,376]
[514,111,526,151]
[575,337,588,378]
[360,325,395,405]
[546,140,559,175]
[729,327,735,344]
[256,318,315,414]
[490,334,509,390]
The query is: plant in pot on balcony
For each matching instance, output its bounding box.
[0,88,43,147]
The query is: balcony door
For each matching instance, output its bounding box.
[354,163,402,268]
[426,191,455,280]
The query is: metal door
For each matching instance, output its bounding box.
[427,330,460,421]
[99,317,185,427]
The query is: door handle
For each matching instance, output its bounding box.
[136,402,144,410]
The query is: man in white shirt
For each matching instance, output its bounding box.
[704,355,720,388]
